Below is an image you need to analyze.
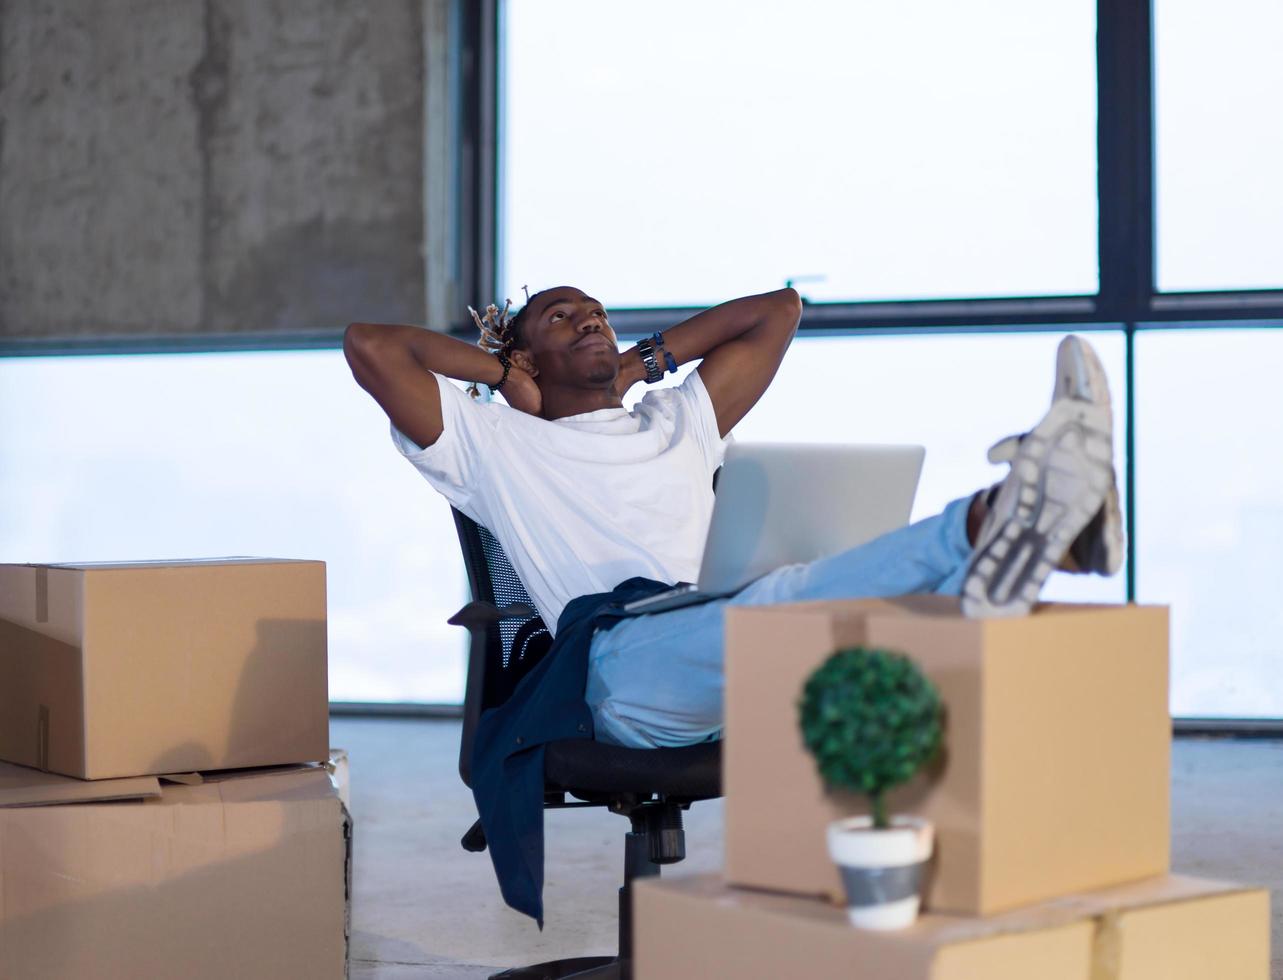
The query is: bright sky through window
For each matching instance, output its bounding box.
[1155,0,1283,292]
[502,0,1097,308]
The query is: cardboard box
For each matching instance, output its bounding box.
[634,873,1269,980]
[724,597,1170,915]
[0,558,329,779]
[0,753,352,979]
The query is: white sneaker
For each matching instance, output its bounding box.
[984,443,1124,576]
[961,335,1117,618]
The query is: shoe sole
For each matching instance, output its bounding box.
[1099,482,1124,575]
[1058,337,1124,576]
[962,339,1115,617]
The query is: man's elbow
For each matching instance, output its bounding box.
[343,322,396,384]
[344,322,388,366]
[774,288,803,332]
[344,321,373,352]
[767,286,801,314]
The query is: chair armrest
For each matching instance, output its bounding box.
[452,600,537,789]
[454,609,491,790]
[461,817,487,852]
[448,599,537,631]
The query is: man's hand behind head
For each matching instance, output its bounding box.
[611,346,647,404]
[501,364,542,417]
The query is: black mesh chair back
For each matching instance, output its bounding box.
[452,509,555,786]
[455,511,552,702]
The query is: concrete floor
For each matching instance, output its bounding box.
[335,718,1283,979]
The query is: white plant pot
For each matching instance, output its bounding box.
[827,815,934,930]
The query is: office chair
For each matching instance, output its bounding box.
[449,508,722,980]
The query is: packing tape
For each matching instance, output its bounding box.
[1089,909,1123,980]
[37,705,50,771]
[35,566,48,623]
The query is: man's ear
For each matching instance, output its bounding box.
[510,348,538,378]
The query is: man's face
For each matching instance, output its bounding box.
[517,286,619,387]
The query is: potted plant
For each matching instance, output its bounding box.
[797,645,944,930]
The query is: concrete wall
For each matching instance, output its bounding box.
[0,0,428,339]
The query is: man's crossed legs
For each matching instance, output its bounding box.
[585,335,1122,749]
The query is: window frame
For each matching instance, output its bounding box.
[3,0,1281,724]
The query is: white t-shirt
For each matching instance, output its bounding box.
[392,370,730,633]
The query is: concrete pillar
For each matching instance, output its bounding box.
[0,0,429,340]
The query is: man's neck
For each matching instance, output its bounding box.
[539,385,625,421]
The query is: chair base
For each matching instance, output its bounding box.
[485,807,687,980]
[490,955,618,979]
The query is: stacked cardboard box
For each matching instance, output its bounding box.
[0,755,352,979]
[635,873,1268,979]
[0,559,347,979]
[634,597,1271,979]
[0,559,330,778]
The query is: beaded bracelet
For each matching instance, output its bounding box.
[492,352,512,392]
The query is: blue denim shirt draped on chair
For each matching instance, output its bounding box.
[468,576,671,926]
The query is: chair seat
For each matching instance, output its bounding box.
[544,738,721,800]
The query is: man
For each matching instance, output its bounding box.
[345,286,1120,921]
[345,285,1121,750]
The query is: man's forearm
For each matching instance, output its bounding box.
[345,322,505,388]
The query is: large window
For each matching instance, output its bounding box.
[0,351,468,704]
[1155,0,1283,292]
[491,0,1283,723]
[0,334,1128,706]
[501,0,1098,308]
[8,0,1283,715]
[1136,328,1283,717]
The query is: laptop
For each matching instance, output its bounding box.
[622,441,926,614]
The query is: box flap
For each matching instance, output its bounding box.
[0,759,160,807]
[0,761,338,809]
[195,761,320,785]
[211,765,337,804]
[158,772,205,785]
[327,748,351,809]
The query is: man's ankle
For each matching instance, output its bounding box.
[966,490,988,547]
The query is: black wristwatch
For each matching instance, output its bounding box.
[636,337,664,384]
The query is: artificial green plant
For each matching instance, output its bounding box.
[798,646,943,830]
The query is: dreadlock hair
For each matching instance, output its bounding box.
[466,285,549,397]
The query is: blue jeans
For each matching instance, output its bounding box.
[584,495,974,748]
